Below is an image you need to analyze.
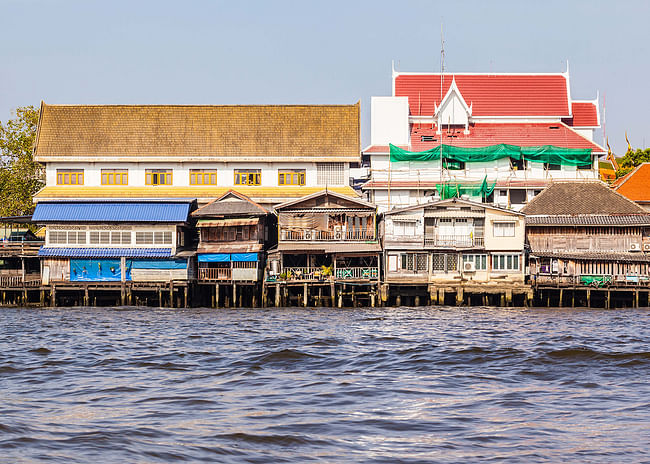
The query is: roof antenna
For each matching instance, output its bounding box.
[439,22,445,182]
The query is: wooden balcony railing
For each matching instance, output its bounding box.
[268,266,379,282]
[425,235,484,248]
[198,268,232,281]
[280,229,375,242]
[0,274,41,287]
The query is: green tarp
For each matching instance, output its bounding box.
[435,176,496,200]
[389,143,592,166]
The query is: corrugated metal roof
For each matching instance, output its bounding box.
[32,202,191,223]
[38,247,173,258]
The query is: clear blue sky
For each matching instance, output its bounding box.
[1,0,648,155]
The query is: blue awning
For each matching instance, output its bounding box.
[39,247,173,258]
[32,201,192,223]
[198,253,230,263]
[231,253,258,262]
[131,259,187,269]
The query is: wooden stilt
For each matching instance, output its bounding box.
[351,285,356,307]
[635,289,639,308]
[559,289,563,308]
[317,287,322,307]
[586,289,591,308]
[51,285,56,307]
[396,292,401,306]
[571,289,575,308]
[414,295,420,307]
[370,287,376,307]
[456,287,464,306]
[606,290,611,309]
[169,283,174,308]
[275,284,280,307]
[84,287,89,306]
[184,286,188,308]
[330,281,335,307]
[483,293,488,306]
[337,287,343,308]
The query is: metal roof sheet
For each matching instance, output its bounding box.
[38,247,173,258]
[32,202,191,223]
[526,215,650,226]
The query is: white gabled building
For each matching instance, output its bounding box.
[362,65,605,212]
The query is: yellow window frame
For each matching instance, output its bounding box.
[101,169,128,185]
[146,169,173,186]
[234,170,261,186]
[190,169,217,185]
[278,170,305,186]
[56,170,84,185]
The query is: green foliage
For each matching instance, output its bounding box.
[615,147,650,178]
[0,106,43,216]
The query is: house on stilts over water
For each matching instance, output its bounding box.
[382,197,530,306]
[524,181,650,308]
[266,190,381,307]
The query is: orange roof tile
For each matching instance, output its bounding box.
[614,163,650,201]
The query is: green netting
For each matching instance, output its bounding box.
[389,143,592,166]
[435,176,496,200]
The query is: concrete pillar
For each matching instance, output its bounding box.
[303,282,308,307]
[456,287,464,306]
[275,284,280,307]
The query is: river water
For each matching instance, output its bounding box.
[1,306,649,463]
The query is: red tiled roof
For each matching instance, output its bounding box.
[410,123,604,152]
[395,74,570,117]
[614,163,650,201]
[566,101,598,127]
[363,145,400,154]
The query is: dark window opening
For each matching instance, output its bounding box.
[510,189,526,204]
[577,163,593,170]
[420,135,436,142]
[544,163,562,171]
[511,158,527,171]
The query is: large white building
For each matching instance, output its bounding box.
[362,65,605,212]
[33,103,361,207]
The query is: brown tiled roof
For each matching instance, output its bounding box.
[34,102,360,161]
[531,250,650,263]
[521,181,647,216]
[526,215,650,226]
[192,191,268,218]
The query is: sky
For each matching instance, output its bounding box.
[1,0,648,155]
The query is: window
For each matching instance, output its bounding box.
[493,221,515,237]
[393,220,416,236]
[278,169,305,186]
[101,170,128,185]
[146,169,172,185]
[577,163,593,170]
[317,162,344,185]
[510,158,527,171]
[462,254,487,270]
[48,230,86,244]
[443,159,465,170]
[234,169,261,186]
[190,169,217,185]
[57,169,84,185]
[544,163,562,171]
[399,252,428,271]
[48,231,67,244]
[492,254,520,271]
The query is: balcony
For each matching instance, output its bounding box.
[280,229,375,242]
[425,235,484,248]
[0,274,41,287]
[268,266,379,282]
[198,268,232,281]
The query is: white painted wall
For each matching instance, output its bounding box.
[370,97,410,146]
[46,161,349,188]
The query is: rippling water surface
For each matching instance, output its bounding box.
[1,306,649,463]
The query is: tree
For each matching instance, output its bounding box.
[0,106,43,216]
[615,146,650,178]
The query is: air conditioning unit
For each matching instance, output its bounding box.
[304,230,312,240]
[643,243,650,252]
[463,261,476,272]
[630,243,641,252]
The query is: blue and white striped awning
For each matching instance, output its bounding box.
[38,247,173,258]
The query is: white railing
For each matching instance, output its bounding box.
[280,229,375,242]
[425,235,484,247]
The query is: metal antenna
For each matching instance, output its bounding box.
[440,22,445,183]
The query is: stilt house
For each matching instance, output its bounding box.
[191,191,271,307]
[524,181,650,289]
